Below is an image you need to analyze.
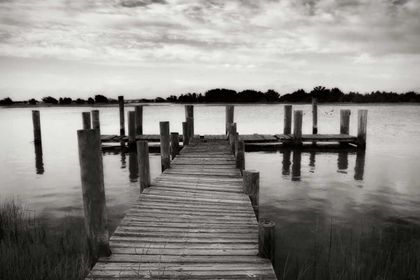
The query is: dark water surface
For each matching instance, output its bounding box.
[1,104,419,277]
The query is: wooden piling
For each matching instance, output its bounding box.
[77,129,111,260]
[235,140,245,173]
[293,110,303,146]
[258,220,275,264]
[357,110,368,149]
[82,112,91,129]
[135,106,143,136]
[92,110,100,130]
[128,111,136,149]
[185,105,194,136]
[32,110,42,144]
[312,98,318,134]
[228,123,237,155]
[34,143,44,174]
[137,141,151,193]
[243,170,259,220]
[284,105,292,135]
[187,117,194,139]
[340,109,351,135]
[171,132,180,160]
[292,150,302,181]
[118,96,125,136]
[160,121,171,172]
[182,122,190,146]
[226,105,234,134]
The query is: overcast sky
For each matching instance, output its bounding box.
[1,0,419,100]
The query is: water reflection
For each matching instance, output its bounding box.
[354,150,366,181]
[120,151,126,169]
[128,152,138,183]
[281,150,291,176]
[337,152,349,173]
[291,150,301,181]
[309,151,316,173]
[34,143,44,174]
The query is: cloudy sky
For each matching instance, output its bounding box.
[1,0,419,100]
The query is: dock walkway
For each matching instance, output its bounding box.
[86,139,277,279]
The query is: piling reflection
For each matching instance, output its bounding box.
[354,150,366,181]
[337,152,349,174]
[34,143,44,174]
[309,151,316,173]
[120,151,126,169]
[281,150,291,176]
[291,150,301,181]
[128,151,138,183]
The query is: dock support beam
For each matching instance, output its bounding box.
[118,96,125,136]
[293,110,303,146]
[228,123,237,155]
[185,105,194,136]
[243,170,259,220]
[226,105,234,134]
[235,140,245,174]
[137,141,151,193]
[77,129,111,260]
[357,110,368,149]
[284,105,292,135]
[128,111,136,149]
[135,106,143,136]
[182,122,190,146]
[92,110,100,130]
[340,110,351,135]
[259,220,275,264]
[171,132,180,160]
[160,121,171,171]
[312,98,318,134]
[82,112,91,129]
[187,117,194,139]
[32,110,42,144]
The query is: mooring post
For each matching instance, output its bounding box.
[137,141,151,193]
[293,110,303,146]
[135,105,143,136]
[32,110,42,144]
[187,117,194,139]
[82,112,91,129]
[228,123,237,155]
[258,220,275,264]
[357,110,368,149]
[243,170,259,220]
[171,132,180,160]
[226,105,234,134]
[312,97,318,134]
[160,121,171,171]
[92,110,100,130]
[284,105,292,135]
[118,96,125,136]
[235,140,245,174]
[128,111,136,149]
[185,105,194,136]
[77,129,111,260]
[182,122,190,146]
[340,109,351,135]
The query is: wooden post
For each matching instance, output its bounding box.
[284,105,292,135]
[82,112,91,129]
[292,150,301,181]
[357,110,368,149]
[128,151,138,183]
[293,110,303,146]
[92,110,100,130]
[160,121,171,171]
[34,143,44,174]
[171,132,180,160]
[340,110,351,135]
[137,141,151,193]
[243,170,259,220]
[118,96,125,136]
[258,220,275,264]
[32,110,42,144]
[77,129,111,259]
[187,117,194,139]
[182,122,190,146]
[128,111,136,149]
[337,151,349,172]
[354,150,366,181]
[226,105,234,134]
[228,123,237,155]
[312,97,318,134]
[235,140,245,174]
[135,106,143,136]
[185,105,194,136]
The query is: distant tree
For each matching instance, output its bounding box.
[155,97,165,103]
[42,96,58,104]
[166,95,178,102]
[264,89,280,102]
[0,97,13,105]
[87,97,95,104]
[75,98,86,104]
[204,88,237,103]
[94,95,108,103]
[59,97,72,104]
[28,98,38,105]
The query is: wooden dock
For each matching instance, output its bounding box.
[86,139,277,279]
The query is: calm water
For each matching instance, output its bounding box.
[1,104,420,277]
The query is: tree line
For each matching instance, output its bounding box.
[1,87,420,106]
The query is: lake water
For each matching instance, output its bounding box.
[1,104,420,278]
